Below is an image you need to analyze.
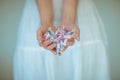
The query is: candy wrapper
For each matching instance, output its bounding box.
[43,26,76,55]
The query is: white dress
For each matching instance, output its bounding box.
[14,0,110,80]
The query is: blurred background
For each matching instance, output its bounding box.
[0,0,120,80]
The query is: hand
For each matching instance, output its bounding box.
[57,24,80,52]
[37,24,57,55]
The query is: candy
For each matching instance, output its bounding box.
[44,26,76,55]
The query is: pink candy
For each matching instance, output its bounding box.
[44,26,76,54]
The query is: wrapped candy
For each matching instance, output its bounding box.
[44,26,76,55]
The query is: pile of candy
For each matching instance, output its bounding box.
[43,26,76,54]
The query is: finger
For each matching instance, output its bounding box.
[67,38,75,46]
[37,35,43,47]
[61,46,68,52]
[42,39,51,47]
[37,29,43,43]
[75,28,80,41]
[51,26,57,32]
[38,41,43,47]
[47,43,56,50]
[58,52,62,56]
[50,48,57,55]
[43,46,49,50]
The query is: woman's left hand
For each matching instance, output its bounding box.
[57,24,80,52]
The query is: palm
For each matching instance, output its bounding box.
[57,24,80,53]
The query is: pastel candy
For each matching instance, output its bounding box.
[44,26,76,54]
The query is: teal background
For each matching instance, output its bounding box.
[0,0,120,80]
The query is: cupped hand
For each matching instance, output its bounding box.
[57,24,80,52]
[37,24,57,54]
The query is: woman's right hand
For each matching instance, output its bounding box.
[37,24,57,55]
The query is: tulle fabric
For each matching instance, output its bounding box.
[14,0,110,80]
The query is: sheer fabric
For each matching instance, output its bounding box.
[14,0,110,80]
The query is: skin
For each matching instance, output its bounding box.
[36,0,57,54]
[37,0,80,55]
[61,0,80,41]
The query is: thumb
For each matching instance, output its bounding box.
[37,30,43,43]
[75,28,80,41]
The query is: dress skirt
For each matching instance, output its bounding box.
[14,0,110,80]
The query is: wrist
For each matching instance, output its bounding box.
[62,21,76,27]
[41,15,54,27]
[60,24,76,28]
[62,16,76,25]
[41,22,54,28]
[41,23,54,28]
[62,21,75,25]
